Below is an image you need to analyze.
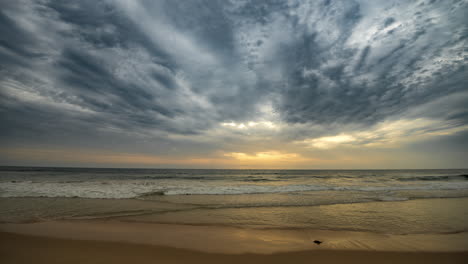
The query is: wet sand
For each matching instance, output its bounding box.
[1,231,467,264]
[1,197,468,263]
[1,220,468,253]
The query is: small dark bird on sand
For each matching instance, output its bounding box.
[313,240,322,245]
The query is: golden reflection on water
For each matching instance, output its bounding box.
[120,197,468,235]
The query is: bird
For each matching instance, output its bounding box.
[313,240,323,245]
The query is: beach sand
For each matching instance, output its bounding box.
[1,231,467,264]
[1,197,468,263]
[1,219,468,263]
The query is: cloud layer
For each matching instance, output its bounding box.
[1,0,467,168]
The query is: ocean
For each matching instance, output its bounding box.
[1,167,468,235]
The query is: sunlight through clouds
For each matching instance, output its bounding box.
[221,121,278,130]
[299,118,468,149]
[225,151,302,161]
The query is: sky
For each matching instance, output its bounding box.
[0,0,467,169]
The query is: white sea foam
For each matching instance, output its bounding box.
[0,181,165,199]
[2,180,468,199]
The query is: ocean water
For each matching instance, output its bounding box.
[1,167,468,199]
[1,167,468,234]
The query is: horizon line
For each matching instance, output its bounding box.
[1,165,467,171]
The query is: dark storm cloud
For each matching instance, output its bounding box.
[270,0,468,127]
[0,0,467,149]
[0,0,216,140]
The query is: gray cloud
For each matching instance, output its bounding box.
[269,0,467,127]
[0,0,467,162]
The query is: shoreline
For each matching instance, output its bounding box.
[2,197,468,229]
[1,231,467,264]
[2,197,468,263]
[1,219,468,254]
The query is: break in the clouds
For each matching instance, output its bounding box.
[1,0,467,168]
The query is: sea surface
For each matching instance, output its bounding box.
[1,167,468,199]
[1,167,468,235]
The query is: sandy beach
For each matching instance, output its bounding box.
[1,231,467,264]
[2,219,468,253]
[1,218,468,263]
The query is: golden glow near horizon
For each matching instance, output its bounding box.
[225,151,302,162]
[223,151,319,168]
[1,148,314,168]
[0,148,227,166]
[2,117,467,169]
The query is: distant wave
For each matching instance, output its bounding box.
[160,183,468,196]
[397,174,468,181]
[132,176,212,180]
[2,179,468,199]
[242,177,280,182]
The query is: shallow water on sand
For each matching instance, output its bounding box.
[2,196,468,236]
[1,167,468,236]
